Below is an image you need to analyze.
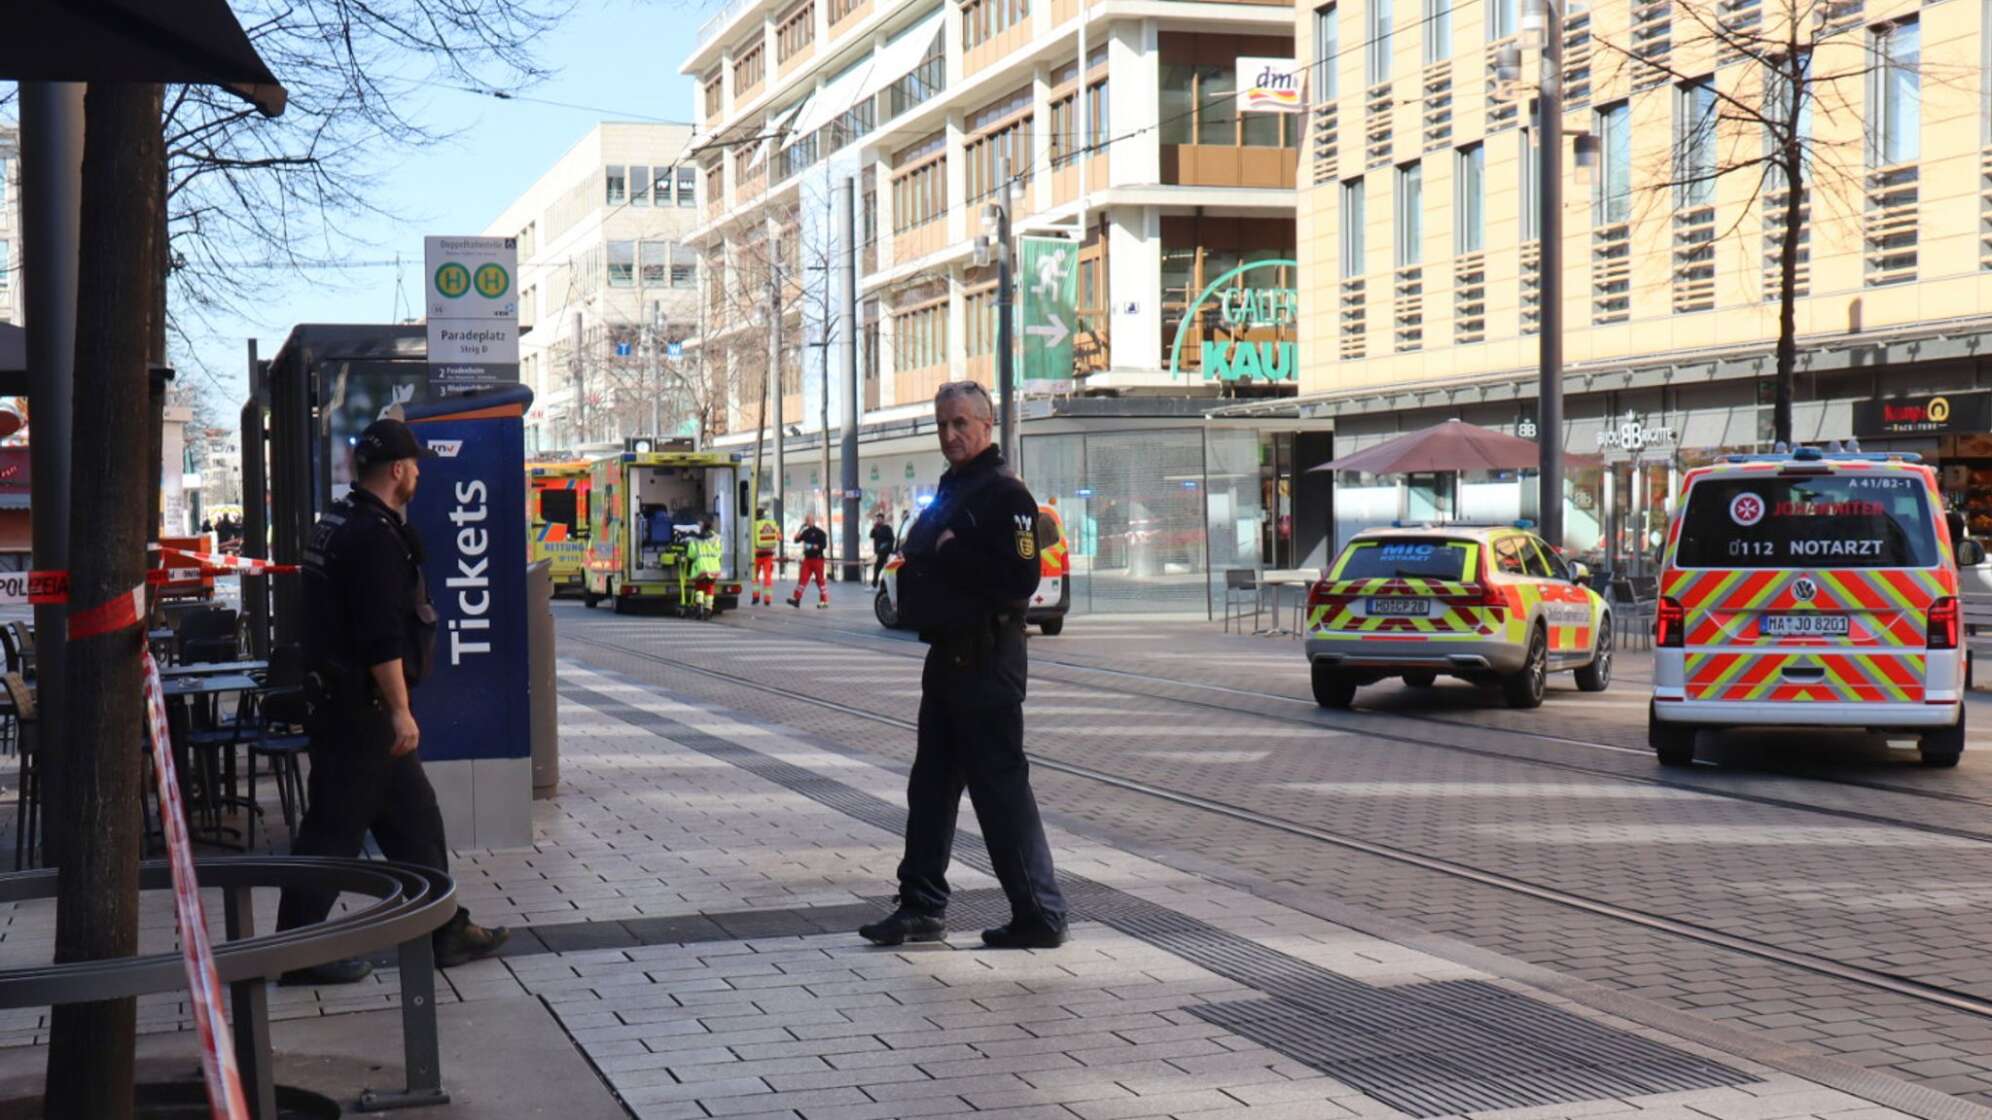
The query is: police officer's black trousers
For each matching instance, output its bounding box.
[896,665,1066,927]
[276,708,460,937]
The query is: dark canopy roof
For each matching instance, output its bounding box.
[0,0,286,116]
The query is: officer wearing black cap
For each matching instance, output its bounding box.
[859,381,1067,950]
[274,417,508,984]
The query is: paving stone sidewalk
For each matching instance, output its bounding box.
[433,660,1954,1120]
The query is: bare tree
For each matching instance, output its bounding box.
[159,0,567,360]
[1587,0,1937,444]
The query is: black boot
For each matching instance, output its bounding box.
[435,914,511,968]
[858,905,946,946]
[981,916,1067,950]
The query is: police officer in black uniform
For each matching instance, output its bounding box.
[859,381,1067,950]
[274,418,509,984]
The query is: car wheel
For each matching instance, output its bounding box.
[1502,626,1548,709]
[1039,617,1065,636]
[610,581,629,615]
[1575,620,1613,692]
[1403,671,1438,688]
[583,587,600,608]
[1649,703,1697,766]
[873,586,899,629]
[1311,661,1357,709]
[1921,705,1965,768]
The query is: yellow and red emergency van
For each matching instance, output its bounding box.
[875,501,1071,635]
[581,449,747,614]
[1649,447,1974,767]
[526,460,590,595]
[1305,524,1612,709]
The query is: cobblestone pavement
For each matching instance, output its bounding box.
[545,596,1992,1114]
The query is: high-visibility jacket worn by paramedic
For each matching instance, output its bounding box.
[694,533,724,576]
[754,518,781,555]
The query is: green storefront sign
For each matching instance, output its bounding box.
[1019,236,1077,381]
[1167,258,1299,383]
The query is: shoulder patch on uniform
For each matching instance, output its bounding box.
[1017,530,1036,560]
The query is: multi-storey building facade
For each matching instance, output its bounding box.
[0,127,20,327]
[1298,0,1992,573]
[683,0,1337,613]
[485,123,706,455]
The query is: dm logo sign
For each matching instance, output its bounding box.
[1166,258,1300,383]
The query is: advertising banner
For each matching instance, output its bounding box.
[1237,57,1302,113]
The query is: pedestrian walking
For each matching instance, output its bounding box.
[870,511,896,589]
[751,507,781,605]
[859,381,1067,950]
[787,513,830,608]
[274,418,509,984]
[692,515,724,619]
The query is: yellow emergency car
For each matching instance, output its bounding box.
[1305,524,1612,710]
[527,460,591,594]
[1649,448,1975,767]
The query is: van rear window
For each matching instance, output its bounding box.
[1675,474,1938,568]
[1336,539,1474,581]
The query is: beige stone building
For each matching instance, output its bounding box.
[484,122,705,454]
[0,126,19,328]
[1296,0,1992,571]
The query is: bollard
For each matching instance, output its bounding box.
[527,559,559,798]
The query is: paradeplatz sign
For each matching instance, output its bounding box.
[425,235,520,394]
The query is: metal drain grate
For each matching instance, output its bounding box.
[564,682,1759,1117]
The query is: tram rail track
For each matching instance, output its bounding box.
[564,624,1992,1026]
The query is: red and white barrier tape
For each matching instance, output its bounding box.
[139,645,250,1120]
[155,547,299,576]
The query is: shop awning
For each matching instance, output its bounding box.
[854,8,945,105]
[789,56,876,138]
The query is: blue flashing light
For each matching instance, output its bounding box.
[916,494,935,508]
[1075,487,1095,497]
[1182,480,1199,489]
[1512,519,1535,530]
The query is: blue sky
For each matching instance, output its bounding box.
[175,0,703,411]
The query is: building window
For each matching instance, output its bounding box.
[1395,162,1422,266]
[631,165,651,207]
[704,74,724,119]
[678,166,698,206]
[777,1,815,62]
[606,165,627,205]
[962,0,1028,52]
[0,158,8,211]
[703,164,722,208]
[1488,0,1516,39]
[1314,4,1339,100]
[639,241,670,286]
[965,288,999,356]
[1676,76,1716,206]
[830,0,861,21]
[734,43,765,93]
[519,220,536,260]
[1341,178,1366,277]
[0,240,9,292]
[965,87,1032,200]
[1089,79,1110,144]
[1161,64,1295,148]
[1366,0,1392,86]
[1763,55,1812,190]
[1455,143,1484,253]
[671,245,699,288]
[1424,0,1450,63]
[1871,18,1920,166]
[608,240,636,287]
[1519,128,1538,241]
[1594,100,1630,224]
[894,303,946,369]
[892,133,947,233]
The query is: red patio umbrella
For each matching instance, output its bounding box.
[1311,419,1548,474]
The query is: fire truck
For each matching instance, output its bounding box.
[526,460,591,595]
[581,447,748,614]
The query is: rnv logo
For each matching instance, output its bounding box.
[428,440,464,458]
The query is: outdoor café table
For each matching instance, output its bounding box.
[160,659,268,680]
[159,673,262,846]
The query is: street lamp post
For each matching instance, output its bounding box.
[1534,0,1565,550]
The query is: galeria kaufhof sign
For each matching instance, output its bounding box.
[1166,258,1299,383]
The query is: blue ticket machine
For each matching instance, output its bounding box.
[402,385,534,848]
